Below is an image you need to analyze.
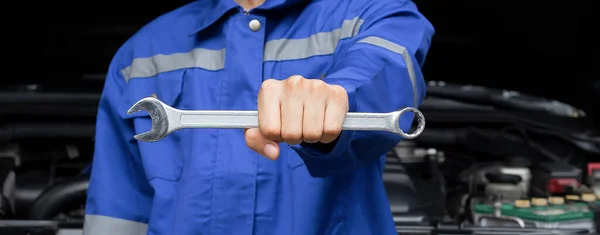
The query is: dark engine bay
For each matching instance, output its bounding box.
[1,0,596,234]
[1,82,598,235]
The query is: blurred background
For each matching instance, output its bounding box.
[1,0,597,234]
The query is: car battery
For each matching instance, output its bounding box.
[473,197,596,231]
[532,162,581,196]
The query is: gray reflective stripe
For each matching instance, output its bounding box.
[57,229,83,235]
[357,36,419,107]
[83,215,148,235]
[120,18,363,82]
[121,48,225,82]
[263,17,364,61]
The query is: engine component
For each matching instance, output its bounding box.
[532,162,582,196]
[587,163,600,195]
[475,198,526,228]
[548,197,565,205]
[28,174,89,220]
[473,196,596,231]
[0,156,16,218]
[582,194,596,202]
[500,157,532,197]
[484,173,524,200]
[514,199,531,208]
[531,198,548,207]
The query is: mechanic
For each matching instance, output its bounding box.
[84,0,433,234]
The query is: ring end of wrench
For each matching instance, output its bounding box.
[391,107,426,139]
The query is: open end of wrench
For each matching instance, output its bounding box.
[127,97,170,142]
[391,107,426,139]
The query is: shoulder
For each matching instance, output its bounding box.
[111,2,204,72]
[299,0,422,29]
[348,0,422,19]
[129,2,203,43]
[312,0,419,15]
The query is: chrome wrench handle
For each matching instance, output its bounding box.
[179,111,259,129]
[174,108,425,139]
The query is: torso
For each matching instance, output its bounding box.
[116,1,395,234]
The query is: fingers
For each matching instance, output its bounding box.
[322,85,348,143]
[245,128,280,160]
[254,76,349,159]
[302,81,327,143]
[280,76,304,145]
[258,79,283,142]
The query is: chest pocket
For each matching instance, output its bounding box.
[118,70,186,182]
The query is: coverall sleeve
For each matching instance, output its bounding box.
[83,46,151,235]
[291,0,434,177]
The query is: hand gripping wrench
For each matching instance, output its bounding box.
[127,97,426,142]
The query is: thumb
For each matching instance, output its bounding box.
[244,128,280,160]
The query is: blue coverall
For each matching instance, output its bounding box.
[84,0,434,234]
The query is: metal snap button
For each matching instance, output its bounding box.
[249,19,261,32]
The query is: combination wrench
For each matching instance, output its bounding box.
[127,97,426,142]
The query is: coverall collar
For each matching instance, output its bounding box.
[189,0,309,35]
